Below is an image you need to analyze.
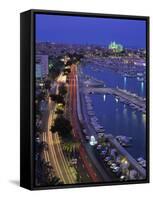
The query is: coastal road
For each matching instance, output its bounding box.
[69,64,102,182]
[41,92,77,184]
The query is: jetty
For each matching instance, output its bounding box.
[86,87,146,113]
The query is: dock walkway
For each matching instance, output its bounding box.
[86,87,146,113]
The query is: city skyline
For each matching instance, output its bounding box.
[34,13,147,187]
[36,14,146,48]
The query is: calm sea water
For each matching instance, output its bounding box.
[82,64,146,159]
[82,64,146,97]
[91,94,146,159]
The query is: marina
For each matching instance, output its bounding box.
[32,12,148,187]
[78,62,146,167]
[79,87,146,179]
[86,87,146,114]
[82,64,146,98]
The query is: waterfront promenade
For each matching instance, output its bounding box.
[79,85,146,179]
[78,68,146,180]
[105,134,146,179]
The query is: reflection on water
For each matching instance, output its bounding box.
[142,113,146,126]
[132,111,137,121]
[91,94,146,159]
[82,64,146,160]
[83,65,146,97]
[103,94,106,102]
[141,82,144,96]
[124,76,127,90]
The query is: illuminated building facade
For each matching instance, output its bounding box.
[109,41,123,52]
[36,55,49,78]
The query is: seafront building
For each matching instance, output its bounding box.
[36,55,49,78]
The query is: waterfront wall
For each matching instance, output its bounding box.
[76,72,83,122]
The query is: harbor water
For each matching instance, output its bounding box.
[83,64,146,97]
[82,64,146,159]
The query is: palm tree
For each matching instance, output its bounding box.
[62,141,80,159]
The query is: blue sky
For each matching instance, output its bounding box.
[36,14,146,48]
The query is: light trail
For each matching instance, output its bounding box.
[47,111,66,183]
[53,133,75,183]
[42,88,76,184]
[69,64,100,182]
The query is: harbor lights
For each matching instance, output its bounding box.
[115,97,119,103]
[120,157,130,176]
[39,82,44,87]
[121,157,129,166]
[103,94,106,102]
[89,135,98,146]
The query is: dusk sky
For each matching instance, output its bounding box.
[36,14,146,48]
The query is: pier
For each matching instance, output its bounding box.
[78,69,147,180]
[105,134,146,179]
[86,87,146,113]
[80,88,146,179]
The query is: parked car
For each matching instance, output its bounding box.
[107,160,113,166]
[36,137,41,143]
[112,166,120,173]
[110,163,117,169]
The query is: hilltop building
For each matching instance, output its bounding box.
[109,41,123,53]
